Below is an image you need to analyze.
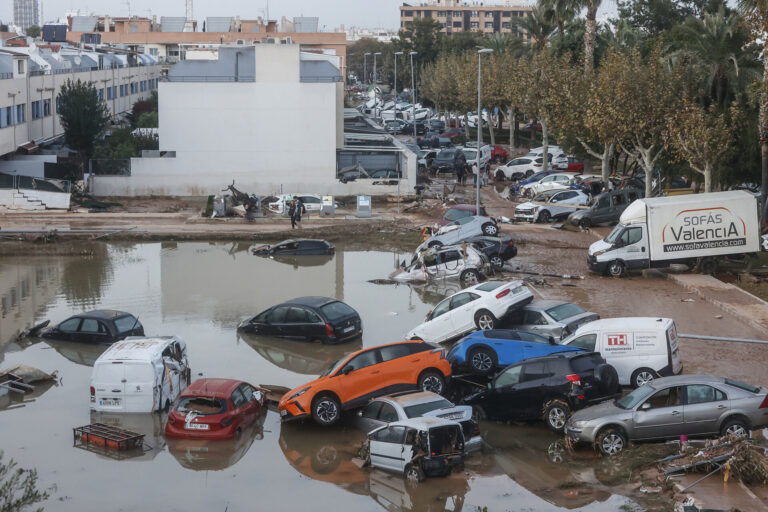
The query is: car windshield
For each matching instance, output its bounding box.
[546,303,586,321]
[319,301,356,321]
[321,356,347,377]
[176,397,227,415]
[438,151,455,160]
[529,171,549,181]
[404,399,454,418]
[443,208,472,221]
[605,224,625,244]
[533,190,558,202]
[475,281,504,292]
[616,385,656,409]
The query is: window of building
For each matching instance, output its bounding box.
[438,11,447,17]
[107,86,114,99]
[17,60,24,74]
[403,10,413,16]
[140,80,146,92]
[502,22,511,28]
[149,47,158,56]
[43,98,51,116]
[31,100,40,119]
[453,21,462,27]
[503,11,511,16]
[454,11,462,16]
[97,88,104,101]
[470,21,479,28]
[130,24,138,32]
[130,82,138,94]
[485,22,494,28]
[0,107,8,128]
[16,104,24,124]
[471,10,479,17]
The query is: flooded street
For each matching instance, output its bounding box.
[2,241,661,511]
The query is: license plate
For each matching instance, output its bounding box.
[99,398,121,407]
[343,325,354,333]
[186,423,209,430]
[280,409,288,417]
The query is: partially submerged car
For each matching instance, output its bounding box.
[31,309,144,344]
[391,244,489,284]
[506,301,599,340]
[91,336,189,413]
[463,351,620,432]
[514,189,590,224]
[446,329,582,375]
[406,280,534,344]
[566,375,768,455]
[354,391,481,452]
[365,417,466,482]
[251,239,335,257]
[165,379,267,440]
[278,340,452,426]
[239,297,362,344]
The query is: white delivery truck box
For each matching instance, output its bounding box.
[91,336,190,413]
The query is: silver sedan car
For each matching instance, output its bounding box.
[566,375,768,456]
[507,300,599,340]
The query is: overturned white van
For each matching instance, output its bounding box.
[561,317,682,388]
[90,336,190,413]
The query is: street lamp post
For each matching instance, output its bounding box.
[409,51,417,141]
[373,52,381,86]
[363,52,370,85]
[476,48,493,214]
[394,51,404,215]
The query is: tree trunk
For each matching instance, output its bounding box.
[638,149,654,198]
[601,143,614,183]
[704,163,712,193]
[488,108,496,145]
[761,40,768,222]
[584,2,598,76]
[508,109,514,150]
[464,112,471,139]
[541,119,549,171]
[513,109,519,148]
[558,20,564,40]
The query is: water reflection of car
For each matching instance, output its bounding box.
[43,339,111,366]
[87,411,167,461]
[251,239,335,257]
[32,309,144,344]
[238,297,362,345]
[0,379,55,412]
[167,410,266,471]
[239,332,361,375]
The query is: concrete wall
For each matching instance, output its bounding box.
[0,155,57,178]
[0,188,70,209]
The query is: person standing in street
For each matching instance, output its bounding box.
[288,199,297,229]
[293,197,306,229]
[472,162,480,187]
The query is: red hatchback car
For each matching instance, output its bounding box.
[489,145,509,163]
[165,379,267,440]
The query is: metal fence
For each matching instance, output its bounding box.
[166,75,257,83]
[89,159,131,176]
[0,172,71,192]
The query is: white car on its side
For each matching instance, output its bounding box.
[406,280,534,344]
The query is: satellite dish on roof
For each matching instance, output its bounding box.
[74,56,82,66]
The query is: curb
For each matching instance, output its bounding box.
[664,273,768,333]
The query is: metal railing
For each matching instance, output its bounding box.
[166,75,256,82]
[301,75,343,83]
[0,172,71,193]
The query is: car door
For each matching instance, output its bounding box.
[591,194,612,224]
[300,196,322,212]
[376,344,417,392]
[519,310,549,335]
[484,364,524,421]
[632,386,684,440]
[369,426,408,472]
[55,317,82,341]
[338,349,383,407]
[359,401,386,433]
[75,318,111,344]
[617,226,647,269]
[283,306,317,340]
[437,249,464,279]
[422,298,453,343]
[683,384,728,436]
[513,361,553,419]
[449,292,481,336]
[263,306,290,337]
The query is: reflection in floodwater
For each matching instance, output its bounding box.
[87,411,168,461]
[59,244,113,309]
[238,332,362,376]
[0,380,55,412]
[43,339,110,367]
[167,409,267,471]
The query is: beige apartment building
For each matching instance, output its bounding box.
[400,1,532,36]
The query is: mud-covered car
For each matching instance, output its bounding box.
[466,236,517,269]
[463,351,619,432]
[364,417,466,482]
[251,239,335,256]
[391,244,489,284]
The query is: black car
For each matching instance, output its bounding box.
[252,239,335,257]
[238,297,362,344]
[33,310,144,344]
[462,351,619,432]
[428,119,446,132]
[466,236,517,269]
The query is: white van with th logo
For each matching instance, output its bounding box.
[90,336,190,413]
[561,317,682,388]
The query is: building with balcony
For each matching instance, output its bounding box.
[13,0,39,30]
[400,1,531,36]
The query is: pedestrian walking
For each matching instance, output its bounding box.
[456,164,465,186]
[472,162,481,187]
[288,199,297,229]
[293,197,306,229]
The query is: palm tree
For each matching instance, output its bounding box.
[513,4,558,54]
[736,0,768,218]
[581,0,602,75]
[667,8,759,106]
[483,32,526,56]
[540,0,580,39]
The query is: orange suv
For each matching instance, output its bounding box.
[278,341,452,426]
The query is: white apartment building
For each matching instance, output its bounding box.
[13,0,39,30]
[90,43,417,197]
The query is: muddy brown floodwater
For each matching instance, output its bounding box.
[0,239,755,511]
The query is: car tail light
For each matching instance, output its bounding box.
[566,374,581,386]
[760,395,768,409]
[506,240,515,247]
[325,323,335,336]
[90,386,95,402]
[496,289,510,299]
[533,163,541,167]
[221,416,233,427]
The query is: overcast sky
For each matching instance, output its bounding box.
[1,0,619,31]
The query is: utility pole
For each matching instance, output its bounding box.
[363,52,370,85]
[409,51,417,141]
[476,48,493,214]
[394,51,403,214]
[393,51,403,131]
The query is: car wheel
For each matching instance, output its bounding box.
[720,418,750,438]
[405,464,425,485]
[579,218,591,229]
[699,257,719,275]
[490,255,504,269]
[311,445,340,474]
[474,309,496,330]
[482,223,499,236]
[538,210,551,223]
[428,240,443,248]
[596,427,627,456]
[469,347,496,374]
[495,170,506,181]
[525,170,534,178]
[630,367,656,388]
[418,371,445,395]
[547,441,566,464]
[312,394,341,427]
[608,260,625,278]
[471,404,487,423]
[543,399,571,432]
[494,155,502,163]
[460,268,481,285]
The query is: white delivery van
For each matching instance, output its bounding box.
[587,191,760,277]
[90,336,190,413]
[561,317,682,388]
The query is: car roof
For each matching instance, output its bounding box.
[78,309,133,320]
[525,300,571,310]
[446,204,478,212]
[464,280,522,294]
[644,375,728,387]
[513,350,599,364]
[283,296,339,307]
[379,391,447,407]
[575,317,672,333]
[97,336,183,362]
[389,416,460,430]
[182,378,243,398]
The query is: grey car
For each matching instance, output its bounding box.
[506,301,599,340]
[418,215,500,252]
[565,375,768,456]
[354,391,481,451]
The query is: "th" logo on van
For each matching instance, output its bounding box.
[607,334,628,346]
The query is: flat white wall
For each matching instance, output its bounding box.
[0,188,70,209]
[0,155,56,177]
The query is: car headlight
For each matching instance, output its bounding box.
[592,249,607,257]
[570,420,588,428]
[287,387,310,401]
